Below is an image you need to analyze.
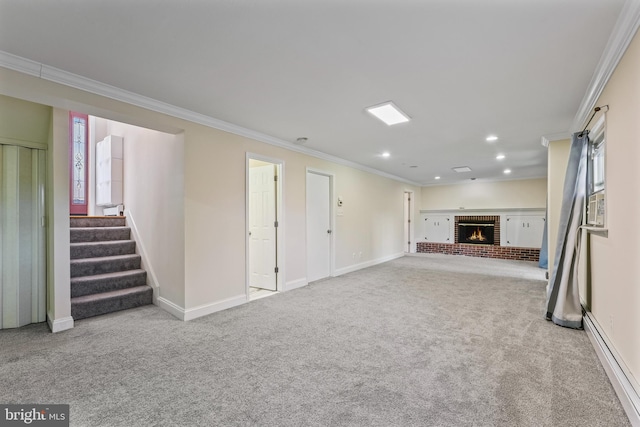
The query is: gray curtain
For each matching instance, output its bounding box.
[545,131,588,329]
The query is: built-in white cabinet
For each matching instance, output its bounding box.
[423,215,452,243]
[96,135,123,207]
[504,215,545,248]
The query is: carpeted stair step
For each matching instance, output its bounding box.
[71,269,147,298]
[70,254,141,278]
[70,240,137,259]
[71,216,126,228]
[71,227,131,243]
[71,286,153,320]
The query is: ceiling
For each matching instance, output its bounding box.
[0,0,627,185]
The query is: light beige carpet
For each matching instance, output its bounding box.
[0,254,629,426]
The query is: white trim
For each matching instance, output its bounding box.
[284,278,308,292]
[126,210,160,302]
[183,295,246,321]
[334,252,404,277]
[0,137,48,150]
[156,297,185,321]
[584,312,640,426]
[0,50,420,187]
[245,153,285,298]
[0,51,41,77]
[404,190,416,253]
[157,294,247,321]
[540,132,571,147]
[572,0,640,131]
[47,314,74,333]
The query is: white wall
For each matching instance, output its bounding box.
[420,178,547,211]
[93,118,186,308]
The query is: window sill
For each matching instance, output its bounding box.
[581,226,608,237]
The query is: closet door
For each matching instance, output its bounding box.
[0,145,46,329]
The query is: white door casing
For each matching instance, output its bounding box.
[306,171,332,283]
[248,164,277,291]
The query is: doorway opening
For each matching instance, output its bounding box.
[247,155,283,300]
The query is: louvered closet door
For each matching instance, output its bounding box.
[0,144,46,329]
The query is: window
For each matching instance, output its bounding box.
[587,115,606,227]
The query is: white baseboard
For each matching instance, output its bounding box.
[284,278,308,292]
[584,312,640,426]
[156,297,185,320]
[47,314,74,333]
[157,295,246,321]
[334,252,404,277]
[184,295,246,321]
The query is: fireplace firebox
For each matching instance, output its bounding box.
[457,220,495,245]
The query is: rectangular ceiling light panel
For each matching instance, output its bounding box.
[452,166,472,173]
[366,102,410,126]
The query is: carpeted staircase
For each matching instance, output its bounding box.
[70,216,153,320]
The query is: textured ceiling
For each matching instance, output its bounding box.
[0,0,627,185]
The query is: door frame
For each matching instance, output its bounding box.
[305,168,335,281]
[404,190,415,253]
[245,153,284,299]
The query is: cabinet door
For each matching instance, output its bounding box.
[423,216,451,243]
[505,216,545,248]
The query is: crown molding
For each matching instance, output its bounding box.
[572,0,640,131]
[0,51,41,77]
[540,132,571,147]
[0,51,420,187]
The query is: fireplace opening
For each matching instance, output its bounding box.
[458,221,495,245]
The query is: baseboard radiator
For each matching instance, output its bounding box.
[584,312,640,426]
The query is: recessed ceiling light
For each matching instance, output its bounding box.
[504,169,512,174]
[496,154,505,160]
[486,135,498,142]
[366,101,410,126]
[435,176,441,180]
[452,166,472,173]
[381,151,390,158]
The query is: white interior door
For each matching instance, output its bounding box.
[0,145,46,329]
[249,164,277,291]
[306,171,331,282]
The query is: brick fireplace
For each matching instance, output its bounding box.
[417,214,540,262]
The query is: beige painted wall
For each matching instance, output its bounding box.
[93,118,186,308]
[48,108,72,329]
[0,95,51,147]
[420,178,547,211]
[0,96,73,331]
[0,67,421,317]
[587,30,640,387]
[546,139,571,282]
[183,127,420,308]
